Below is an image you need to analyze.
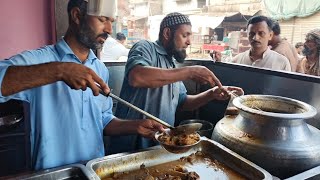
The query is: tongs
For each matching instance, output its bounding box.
[98,88,202,135]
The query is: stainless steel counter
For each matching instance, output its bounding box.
[7,164,94,180]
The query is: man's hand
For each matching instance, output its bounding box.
[210,50,222,62]
[136,119,165,139]
[187,66,223,88]
[59,62,110,96]
[211,86,244,101]
[214,51,222,62]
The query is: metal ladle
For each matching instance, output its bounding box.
[98,89,202,135]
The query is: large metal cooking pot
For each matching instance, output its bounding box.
[212,95,320,179]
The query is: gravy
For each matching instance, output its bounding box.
[101,151,246,180]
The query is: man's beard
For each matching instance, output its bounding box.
[166,38,187,63]
[76,18,108,50]
[303,46,314,56]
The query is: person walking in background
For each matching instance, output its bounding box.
[268,21,299,71]
[295,42,305,60]
[100,32,130,61]
[116,32,127,45]
[297,29,320,76]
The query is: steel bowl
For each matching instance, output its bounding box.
[155,129,201,154]
[179,119,213,138]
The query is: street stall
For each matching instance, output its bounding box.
[100,60,320,179]
[2,0,320,179]
[2,60,320,179]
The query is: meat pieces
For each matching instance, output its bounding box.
[158,133,200,146]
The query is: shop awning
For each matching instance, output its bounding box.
[189,15,225,32]
[224,12,253,22]
[264,0,320,20]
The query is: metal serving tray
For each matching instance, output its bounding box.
[87,138,273,180]
[9,164,95,180]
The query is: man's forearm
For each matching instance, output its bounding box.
[1,62,63,96]
[128,65,223,89]
[128,66,189,88]
[104,118,140,136]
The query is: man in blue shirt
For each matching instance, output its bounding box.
[109,12,243,154]
[0,0,164,170]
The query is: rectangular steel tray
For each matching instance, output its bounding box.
[86,138,273,180]
[10,164,95,180]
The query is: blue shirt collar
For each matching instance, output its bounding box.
[155,40,175,64]
[155,40,168,55]
[55,38,98,64]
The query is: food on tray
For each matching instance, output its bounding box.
[158,132,200,146]
[100,151,245,180]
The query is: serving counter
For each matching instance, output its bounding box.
[2,59,320,178]
[87,138,273,180]
[104,60,320,129]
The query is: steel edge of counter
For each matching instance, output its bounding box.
[199,60,320,84]
[284,165,320,180]
[104,59,320,84]
[86,152,131,180]
[8,164,95,180]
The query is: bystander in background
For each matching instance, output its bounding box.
[231,16,291,71]
[100,32,130,61]
[268,21,299,71]
[297,29,320,76]
[295,42,305,60]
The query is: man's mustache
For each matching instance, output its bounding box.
[303,46,312,56]
[97,33,109,39]
[250,40,261,44]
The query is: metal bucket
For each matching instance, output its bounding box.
[179,119,213,138]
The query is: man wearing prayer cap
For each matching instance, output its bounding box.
[297,28,320,76]
[0,0,165,170]
[108,12,243,154]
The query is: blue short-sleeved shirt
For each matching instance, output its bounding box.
[108,40,187,154]
[0,39,115,170]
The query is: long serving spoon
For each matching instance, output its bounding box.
[98,88,202,135]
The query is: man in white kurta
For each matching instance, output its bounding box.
[232,16,291,71]
[232,48,291,71]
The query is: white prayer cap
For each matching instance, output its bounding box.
[85,0,117,18]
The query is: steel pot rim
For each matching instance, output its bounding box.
[233,95,317,119]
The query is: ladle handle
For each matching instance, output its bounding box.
[99,89,173,129]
